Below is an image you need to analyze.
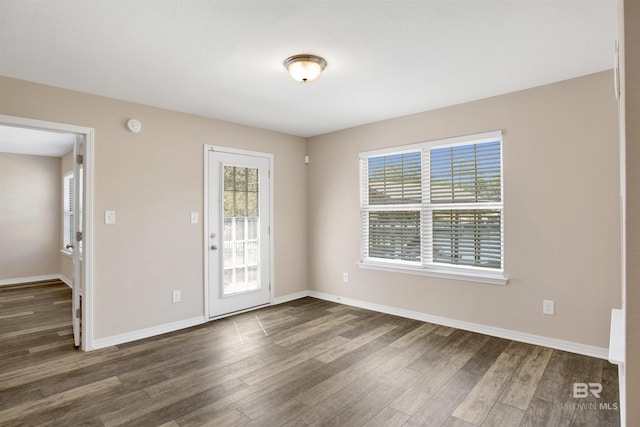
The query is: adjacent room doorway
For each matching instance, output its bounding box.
[0,115,94,350]
[205,146,272,318]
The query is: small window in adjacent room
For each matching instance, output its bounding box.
[359,130,506,284]
[63,172,74,252]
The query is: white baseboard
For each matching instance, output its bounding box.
[91,290,312,351]
[308,290,610,360]
[57,274,72,288]
[92,316,206,350]
[0,274,70,287]
[91,289,609,359]
[272,290,310,305]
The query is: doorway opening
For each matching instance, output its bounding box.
[0,115,94,350]
[204,145,274,319]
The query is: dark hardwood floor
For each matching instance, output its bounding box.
[0,280,620,426]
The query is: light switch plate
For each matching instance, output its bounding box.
[105,210,116,225]
[190,212,198,224]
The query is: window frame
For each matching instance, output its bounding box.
[359,130,507,285]
[62,171,74,255]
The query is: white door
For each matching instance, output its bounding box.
[72,135,84,347]
[208,148,271,318]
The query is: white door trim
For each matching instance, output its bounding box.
[0,114,95,351]
[203,145,274,320]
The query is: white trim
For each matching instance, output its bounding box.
[203,145,275,320]
[60,249,73,257]
[358,262,508,285]
[0,274,66,286]
[0,114,95,352]
[360,130,503,158]
[308,290,609,360]
[58,274,72,288]
[272,290,310,305]
[92,316,206,350]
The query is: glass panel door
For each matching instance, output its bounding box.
[208,149,271,318]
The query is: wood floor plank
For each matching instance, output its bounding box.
[193,409,250,427]
[481,402,525,426]
[0,376,122,424]
[242,336,350,385]
[115,379,248,427]
[321,383,405,427]
[441,416,478,427]
[389,322,438,349]
[452,351,522,425]
[390,348,476,415]
[0,284,620,427]
[499,345,553,410]
[274,313,359,347]
[363,406,410,427]
[365,332,442,384]
[295,344,399,407]
[285,376,381,426]
[314,322,397,363]
[404,369,480,427]
[460,336,511,375]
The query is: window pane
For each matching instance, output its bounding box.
[368,152,421,205]
[368,211,420,262]
[63,174,74,249]
[432,209,502,269]
[222,165,262,296]
[430,141,501,204]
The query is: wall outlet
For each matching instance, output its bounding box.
[543,299,555,315]
[343,272,349,283]
[190,212,198,224]
[172,290,181,303]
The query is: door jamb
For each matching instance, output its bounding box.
[203,144,274,320]
[0,114,95,351]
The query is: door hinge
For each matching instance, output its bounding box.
[75,308,81,318]
[76,154,84,165]
[76,231,83,242]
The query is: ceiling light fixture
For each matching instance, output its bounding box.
[284,54,327,83]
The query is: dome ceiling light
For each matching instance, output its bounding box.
[283,54,327,83]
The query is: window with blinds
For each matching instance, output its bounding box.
[63,172,74,251]
[360,131,503,273]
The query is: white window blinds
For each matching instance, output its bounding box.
[360,131,503,272]
[63,172,74,250]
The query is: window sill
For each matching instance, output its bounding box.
[357,261,508,286]
[60,249,73,257]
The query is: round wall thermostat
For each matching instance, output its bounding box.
[125,119,142,133]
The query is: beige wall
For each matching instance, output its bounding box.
[621,0,640,423]
[308,71,620,349]
[0,70,622,351]
[0,76,308,339]
[0,152,61,280]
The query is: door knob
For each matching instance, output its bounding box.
[211,245,218,250]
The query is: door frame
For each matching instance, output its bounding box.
[0,114,95,351]
[203,145,274,320]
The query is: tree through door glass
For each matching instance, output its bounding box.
[223,165,260,296]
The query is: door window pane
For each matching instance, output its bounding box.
[222,165,261,296]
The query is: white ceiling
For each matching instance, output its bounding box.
[0,1,617,138]
[0,125,75,157]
